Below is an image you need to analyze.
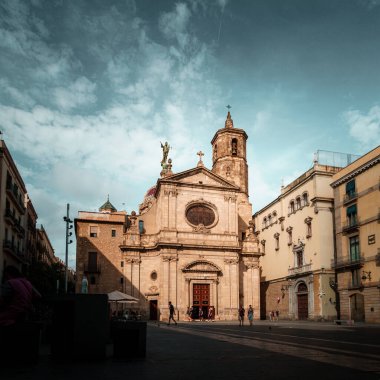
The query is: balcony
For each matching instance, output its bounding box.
[3,239,14,253]
[15,222,25,237]
[332,256,364,269]
[347,281,363,290]
[343,192,357,205]
[84,263,101,274]
[6,183,26,214]
[342,217,359,234]
[288,263,312,276]
[4,208,15,225]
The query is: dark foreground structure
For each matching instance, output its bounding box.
[2,320,380,380]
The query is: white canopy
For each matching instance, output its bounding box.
[107,290,139,303]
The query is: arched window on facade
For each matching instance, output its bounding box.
[231,138,238,156]
[302,192,309,206]
[268,214,272,225]
[296,197,301,210]
[263,217,267,228]
[289,201,295,214]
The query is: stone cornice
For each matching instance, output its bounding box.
[210,127,248,145]
[331,155,380,188]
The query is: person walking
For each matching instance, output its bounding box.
[247,305,254,326]
[198,306,203,321]
[0,265,41,326]
[168,301,177,325]
[238,306,245,326]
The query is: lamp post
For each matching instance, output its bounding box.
[63,203,73,293]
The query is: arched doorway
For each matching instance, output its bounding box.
[350,293,365,321]
[297,282,308,320]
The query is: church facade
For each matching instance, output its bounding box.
[75,112,262,320]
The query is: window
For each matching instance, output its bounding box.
[186,204,216,227]
[120,277,124,284]
[121,261,124,267]
[263,217,267,228]
[139,220,144,234]
[302,193,309,206]
[111,229,116,237]
[231,138,238,156]
[296,251,303,267]
[289,201,295,214]
[346,180,356,197]
[261,239,266,254]
[6,172,12,189]
[346,204,357,227]
[214,144,217,160]
[296,197,301,210]
[351,269,360,288]
[90,226,98,237]
[268,215,272,225]
[88,252,98,272]
[349,236,360,262]
[274,233,280,251]
[151,271,157,281]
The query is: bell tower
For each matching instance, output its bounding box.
[211,111,249,194]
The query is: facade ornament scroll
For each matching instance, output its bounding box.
[125,258,141,264]
[304,216,313,224]
[193,224,211,233]
[245,262,259,270]
[162,255,178,262]
[224,195,237,203]
[164,189,178,197]
[224,258,239,265]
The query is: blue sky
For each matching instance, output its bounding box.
[1,0,379,268]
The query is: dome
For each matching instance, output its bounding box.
[99,196,117,213]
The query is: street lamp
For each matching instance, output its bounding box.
[63,203,73,293]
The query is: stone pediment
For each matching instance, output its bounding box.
[161,167,239,190]
[182,260,223,274]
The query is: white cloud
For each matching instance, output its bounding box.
[344,105,380,149]
[0,0,230,268]
[159,3,191,49]
[53,76,97,111]
[0,78,35,108]
[217,0,229,10]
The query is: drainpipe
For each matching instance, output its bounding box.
[331,203,341,320]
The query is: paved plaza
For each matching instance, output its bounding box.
[3,320,380,380]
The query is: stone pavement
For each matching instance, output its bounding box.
[3,320,380,380]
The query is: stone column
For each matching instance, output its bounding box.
[224,258,239,319]
[161,254,178,319]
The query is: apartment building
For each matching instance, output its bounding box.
[331,145,380,323]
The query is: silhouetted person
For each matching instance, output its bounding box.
[168,301,177,325]
[0,266,40,326]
